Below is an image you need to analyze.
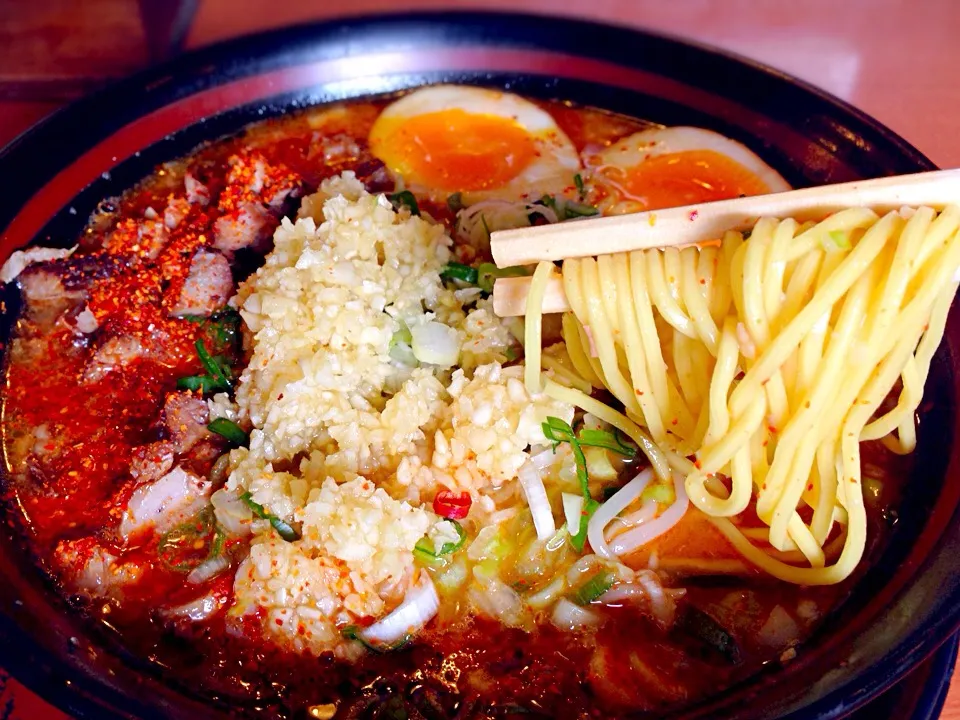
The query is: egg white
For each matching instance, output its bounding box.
[369,85,582,204]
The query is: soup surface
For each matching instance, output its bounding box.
[0,88,909,719]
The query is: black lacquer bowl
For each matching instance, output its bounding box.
[0,12,958,720]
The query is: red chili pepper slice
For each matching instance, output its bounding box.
[433,490,472,519]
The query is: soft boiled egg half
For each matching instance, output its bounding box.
[589,126,790,212]
[369,85,582,204]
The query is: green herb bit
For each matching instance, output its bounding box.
[826,229,851,250]
[570,570,614,605]
[439,262,479,284]
[157,507,217,572]
[569,497,599,552]
[390,323,413,348]
[577,428,636,457]
[447,192,464,213]
[176,375,222,393]
[195,339,231,391]
[542,416,591,500]
[388,190,420,216]
[476,263,530,293]
[563,201,599,219]
[341,625,411,654]
[240,492,300,541]
[574,172,585,199]
[537,194,559,213]
[209,309,242,346]
[413,520,467,564]
[641,481,676,506]
[208,417,249,446]
[268,516,300,542]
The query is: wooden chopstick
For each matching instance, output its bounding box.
[491,168,960,317]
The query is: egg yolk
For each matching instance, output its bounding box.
[373,109,537,192]
[616,149,771,209]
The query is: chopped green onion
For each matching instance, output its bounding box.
[537,194,559,213]
[824,229,851,251]
[563,201,599,219]
[240,492,300,541]
[176,375,222,393]
[195,339,231,390]
[476,262,530,293]
[388,190,420,216]
[570,570,614,605]
[577,428,636,457]
[543,416,591,501]
[341,625,411,654]
[268,516,300,542]
[439,262,479,284]
[390,324,413,348]
[413,520,467,565]
[641,481,676,506]
[569,497,599,552]
[208,417,248,446]
[574,173,585,199]
[447,192,464,213]
[157,507,217,572]
[208,309,242,346]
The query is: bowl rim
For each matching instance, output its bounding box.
[0,10,954,720]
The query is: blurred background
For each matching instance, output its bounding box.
[0,0,958,718]
[0,0,956,166]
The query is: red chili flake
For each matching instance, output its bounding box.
[688,210,699,221]
[807,483,814,492]
[275,618,283,626]
[433,490,472,520]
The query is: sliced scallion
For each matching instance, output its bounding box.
[388,190,420,216]
[563,201,599,219]
[641,481,676,506]
[574,172,585,198]
[569,497,599,552]
[537,194,559,213]
[157,507,218,573]
[195,339,231,390]
[413,520,466,565]
[390,324,413,348]
[542,416,591,500]
[570,570,614,605]
[439,262,479,284]
[342,625,411,653]
[176,375,222,393]
[476,262,530,293]
[577,428,636,457]
[240,492,300,542]
[208,417,249,446]
[825,229,851,251]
